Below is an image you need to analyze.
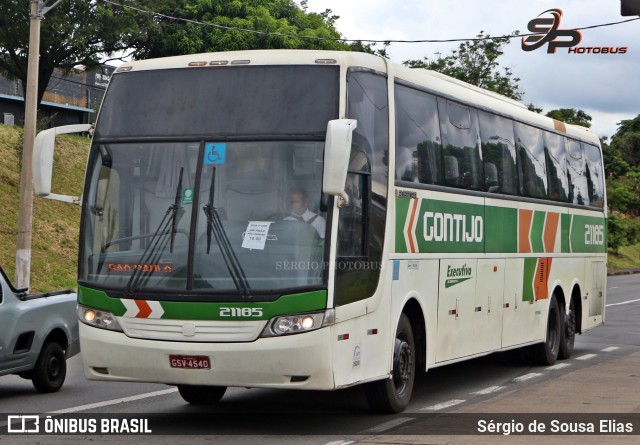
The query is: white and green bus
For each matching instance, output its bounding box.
[33,50,607,413]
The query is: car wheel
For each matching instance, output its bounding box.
[31,342,66,393]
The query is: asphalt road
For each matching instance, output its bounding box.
[1,274,639,444]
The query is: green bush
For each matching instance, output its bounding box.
[608,211,640,253]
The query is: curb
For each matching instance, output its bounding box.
[607,268,640,276]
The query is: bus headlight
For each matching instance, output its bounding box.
[77,304,123,332]
[261,309,335,337]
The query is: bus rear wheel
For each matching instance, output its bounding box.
[530,295,561,366]
[177,385,227,405]
[364,313,415,413]
[558,298,576,359]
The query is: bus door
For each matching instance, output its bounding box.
[473,259,504,354]
[436,259,477,362]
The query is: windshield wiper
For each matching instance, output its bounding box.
[203,167,252,300]
[124,168,184,297]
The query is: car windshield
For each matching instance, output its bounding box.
[79,141,328,296]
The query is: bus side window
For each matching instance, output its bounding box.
[438,98,483,190]
[338,69,388,306]
[394,84,443,185]
[583,143,604,208]
[514,122,547,199]
[478,111,518,195]
[337,172,368,257]
[543,132,570,202]
[566,139,589,206]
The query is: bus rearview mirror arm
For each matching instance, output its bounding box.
[33,124,93,205]
[322,119,357,207]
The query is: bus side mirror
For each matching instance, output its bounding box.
[33,124,92,205]
[323,119,357,206]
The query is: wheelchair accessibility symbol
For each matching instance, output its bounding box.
[205,143,226,165]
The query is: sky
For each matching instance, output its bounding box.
[304,0,640,139]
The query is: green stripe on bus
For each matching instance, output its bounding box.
[561,213,571,253]
[522,258,537,302]
[78,286,327,320]
[412,198,485,253]
[395,196,607,255]
[396,197,411,253]
[530,211,546,253]
[485,206,518,253]
[78,286,127,315]
[569,214,607,253]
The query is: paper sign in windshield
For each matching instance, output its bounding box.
[242,221,273,250]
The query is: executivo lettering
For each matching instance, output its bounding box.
[424,212,483,243]
[445,264,473,288]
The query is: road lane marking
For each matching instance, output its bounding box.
[421,399,465,411]
[471,385,504,395]
[362,417,414,434]
[46,388,178,414]
[608,287,619,290]
[601,346,620,352]
[513,373,542,382]
[576,354,597,361]
[323,441,354,445]
[546,363,571,370]
[606,298,640,307]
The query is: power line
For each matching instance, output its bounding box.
[103,0,640,45]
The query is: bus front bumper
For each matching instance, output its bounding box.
[79,323,335,390]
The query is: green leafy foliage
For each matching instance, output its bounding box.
[124,0,366,59]
[403,31,524,101]
[545,108,592,128]
[608,211,640,253]
[604,114,640,254]
[0,0,139,107]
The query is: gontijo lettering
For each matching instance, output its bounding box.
[424,212,483,242]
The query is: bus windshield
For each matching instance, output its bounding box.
[80,141,328,297]
[78,64,338,298]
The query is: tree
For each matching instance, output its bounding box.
[403,31,524,101]
[609,115,640,167]
[545,108,592,128]
[605,114,640,251]
[123,0,361,59]
[0,0,139,109]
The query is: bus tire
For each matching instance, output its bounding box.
[31,342,66,393]
[177,385,227,405]
[558,297,576,359]
[530,296,561,366]
[364,313,415,413]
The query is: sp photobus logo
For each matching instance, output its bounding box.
[522,8,628,55]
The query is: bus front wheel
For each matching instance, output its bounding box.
[177,385,227,405]
[364,313,416,413]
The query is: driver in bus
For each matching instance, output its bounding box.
[284,189,326,239]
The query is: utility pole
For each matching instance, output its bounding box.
[15,0,62,289]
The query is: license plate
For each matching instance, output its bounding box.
[169,355,211,369]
